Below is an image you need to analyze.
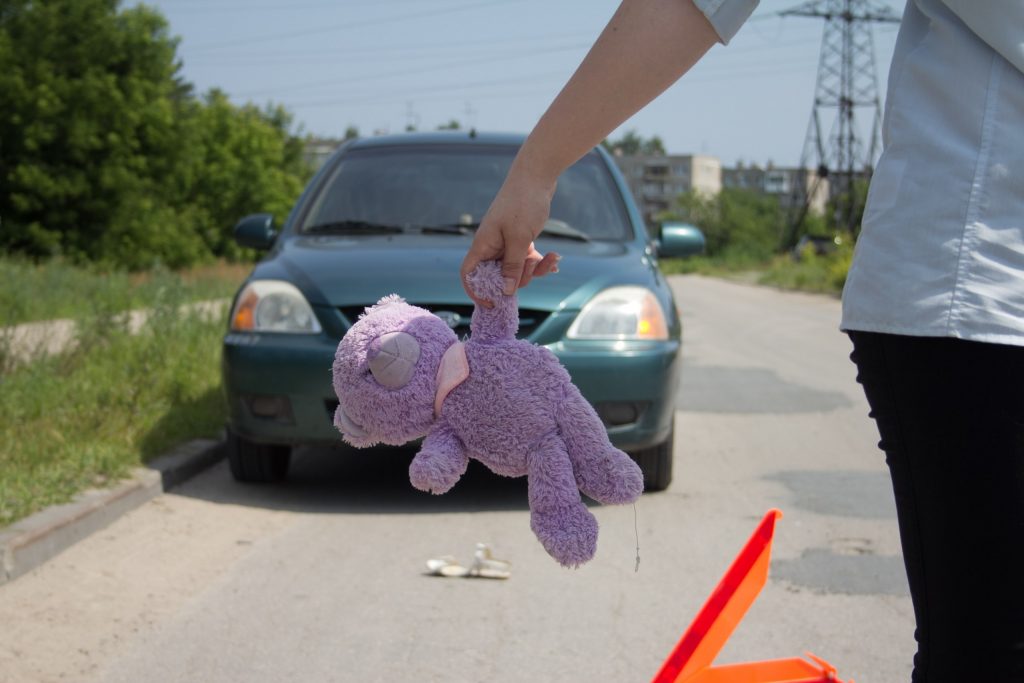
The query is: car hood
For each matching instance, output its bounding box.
[263,234,645,312]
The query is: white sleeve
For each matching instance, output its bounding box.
[691,0,759,45]
[937,0,1024,74]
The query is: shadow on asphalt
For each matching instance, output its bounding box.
[678,365,852,414]
[176,443,534,515]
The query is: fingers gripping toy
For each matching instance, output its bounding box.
[331,261,643,566]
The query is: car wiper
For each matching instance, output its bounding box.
[304,220,406,235]
[417,222,481,235]
[539,220,590,242]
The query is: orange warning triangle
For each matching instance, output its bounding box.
[651,510,852,683]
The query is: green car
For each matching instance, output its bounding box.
[222,132,704,491]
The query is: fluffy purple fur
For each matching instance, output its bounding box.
[332,261,644,567]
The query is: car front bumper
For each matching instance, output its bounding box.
[222,332,681,452]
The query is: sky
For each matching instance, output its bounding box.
[141,0,905,167]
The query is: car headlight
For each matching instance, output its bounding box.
[566,286,669,340]
[230,280,323,334]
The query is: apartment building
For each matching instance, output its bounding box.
[721,162,830,216]
[612,153,722,227]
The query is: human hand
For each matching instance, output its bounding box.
[460,165,560,307]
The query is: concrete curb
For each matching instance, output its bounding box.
[0,438,225,587]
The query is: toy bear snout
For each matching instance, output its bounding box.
[334,404,369,439]
[367,331,421,388]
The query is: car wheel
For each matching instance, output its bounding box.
[226,429,291,483]
[630,429,674,492]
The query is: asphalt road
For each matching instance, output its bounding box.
[0,275,915,683]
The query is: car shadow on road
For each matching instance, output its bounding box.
[176,443,534,515]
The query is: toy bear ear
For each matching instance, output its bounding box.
[361,294,405,319]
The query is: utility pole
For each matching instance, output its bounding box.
[463,101,477,130]
[781,0,899,248]
[405,101,420,132]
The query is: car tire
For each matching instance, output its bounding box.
[226,429,291,483]
[630,429,674,492]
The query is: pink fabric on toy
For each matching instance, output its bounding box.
[434,341,469,417]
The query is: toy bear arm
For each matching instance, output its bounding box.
[409,421,469,495]
[466,260,519,342]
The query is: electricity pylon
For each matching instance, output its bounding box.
[781,0,900,248]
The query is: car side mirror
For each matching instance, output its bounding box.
[657,222,706,258]
[234,213,278,250]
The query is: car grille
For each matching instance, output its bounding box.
[338,304,549,340]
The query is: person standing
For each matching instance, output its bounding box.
[461,2,1024,681]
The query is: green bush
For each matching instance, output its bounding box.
[661,188,782,262]
[826,244,854,291]
[757,236,855,296]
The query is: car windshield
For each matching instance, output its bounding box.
[298,144,633,241]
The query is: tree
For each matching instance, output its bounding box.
[602,130,666,156]
[0,0,311,269]
[180,91,309,261]
[437,119,461,130]
[663,188,781,260]
[0,0,193,265]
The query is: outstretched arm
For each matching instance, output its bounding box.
[461,0,745,305]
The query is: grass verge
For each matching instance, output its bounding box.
[0,257,252,326]
[658,251,771,278]
[660,243,853,297]
[757,243,853,296]
[0,277,233,527]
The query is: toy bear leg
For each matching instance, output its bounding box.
[526,439,599,567]
[556,391,644,505]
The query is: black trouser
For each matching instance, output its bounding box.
[848,331,1024,682]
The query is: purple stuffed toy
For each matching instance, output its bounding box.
[331,260,643,566]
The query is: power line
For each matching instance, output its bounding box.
[185,30,599,63]
[167,0,429,12]
[231,41,592,98]
[229,46,814,105]
[187,0,524,52]
[189,39,593,69]
[286,69,570,108]
[312,85,567,124]
[279,58,813,112]
[191,30,826,68]
[685,60,820,81]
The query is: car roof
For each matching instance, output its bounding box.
[345,130,526,150]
